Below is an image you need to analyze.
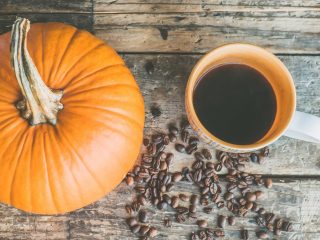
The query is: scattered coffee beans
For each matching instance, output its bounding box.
[123,117,292,239]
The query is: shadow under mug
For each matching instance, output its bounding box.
[185,43,320,152]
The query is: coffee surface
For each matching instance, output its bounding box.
[193,63,277,145]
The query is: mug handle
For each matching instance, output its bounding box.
[284,111,320,144]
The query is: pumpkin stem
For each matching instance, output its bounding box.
[10,18,63,126]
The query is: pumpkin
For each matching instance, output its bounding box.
[0,18,144,214]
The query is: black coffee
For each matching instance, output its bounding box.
[193,63,276,145]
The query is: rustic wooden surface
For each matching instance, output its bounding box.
[0,0,320,239]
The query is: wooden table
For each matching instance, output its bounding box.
[1,1,320,239]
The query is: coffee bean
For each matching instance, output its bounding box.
[137,196,147,206]
[241,229,248,240]
[255,190,264,200]
[190,232,197,240]
[160,161,167,171]
[180,119,190,130]
[214,230,225,237]
[265,212,276,224]
[190,194,199,205]
[274,228,281,236]
[171,196,179,208]
[125,205,133,214]
[245,192,257,202]
[203,207,213,214]
[188,212,197,219]
[239,206,249,217]
[157,201,167,210]
[147,227,157,237]
[261,147,270,157]
[165,153,174,166]
[228,216,236,226]
[152,134,163,144]
[224,192,234,201]
[168,133,177,143]
[217,201,224,209]
[245,201,253,210]
[217,215,227,228]
[176,206,189,214]
[164,218,172,227]
[256,216,266,226]
[214,163,223,172]
[163,135,170,145]
[238,180,248,189]
[195,151,205,161]
[126,176,134,186]
[175,143,185,153]
[250,153,259,163]
[266,223,273,231]
[132,201,141,212]
[282,221,293,231]
[127,217,137,227]
[176,214,186,223]
[166,183,174,192]
[131,224,141,234]
[139,210,148,223]
[169,126,179,135]
[256,230,268,239]
[193,169,203,182]
[140,225,150,235]
[197,219,208,228]
[251,202,259,212]
[202,149,212,160]
[258,208,266,215]
[179,193,190,202]
[236,164,245,171]
[274,218,283,229]
[172,172,182,182]
[150,106,161,117]
[189,137,199,145]
[201,186,210,195]
[181,130,189,143]
[186,143,198,154]
[198,230,207,239]
[189,204,197,213]
[200,197,209,206]
[143,138,150,146]
[265,178,273,188]
[192,160,203,170]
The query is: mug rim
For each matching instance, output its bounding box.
[185,43,296,151]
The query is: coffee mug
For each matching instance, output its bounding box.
[185,43,320,152]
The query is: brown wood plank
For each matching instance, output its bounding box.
[119,54,320,176]
[0,14,93,34]
[1,179,319,239]
[0,0,92,13]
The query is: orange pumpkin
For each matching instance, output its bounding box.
[0,18,144,214]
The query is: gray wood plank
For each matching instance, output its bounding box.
[95,0,320,12]
[120,54,320,176]
[0,14,93,34]
[0,0,92,13]
[1,179,319,239]
[93,9,320,54]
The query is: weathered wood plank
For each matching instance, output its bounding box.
[62,179,320,239]
[0,0,92,13]
[0,14,93,34]
[94,11,320,54]
[95,0,320,13]
[120,54,320,176]
[0,179,319,239]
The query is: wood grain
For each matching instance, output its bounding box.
[119,54,320,176]
[1,179,319,239]
[0,0,92,13]
[0,14,93,34]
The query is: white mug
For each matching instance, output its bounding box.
[185,43,320,152]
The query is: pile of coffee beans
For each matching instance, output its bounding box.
[124,118,293,239]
